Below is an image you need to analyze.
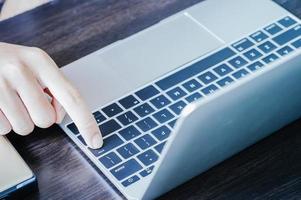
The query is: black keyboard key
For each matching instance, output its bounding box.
[262,53,279,64]
[228,56,248,69]
[77,135,87,146]
[166,87,187,101]
[278,16,297,28]
[154,142,166,154]
[150,95,171,109]
[110,159,142,181]
[102,103,123,117]
[67,123,79,135]
[117,111,138,126]
[168,119,178,128]
[140,165,155,177]
[264,23,282,35]
[122,175,140,187]
[153,109,175,124]
[185,92,203,103]
[243,48,263,61]
[258,41,277,53]
[134,103,155,117]
[89,134,124,157]
[198,71,218,85]
[155,47,235,90]
[99,152,122,169]
[232,69,250,79]
[136,117,158,132]
[137,149,158,166]
[250,31,269,43]
[151,125,171,141]
[169,101,187,115]
[93,111,106,124]
[119,126,141,141]
[292,38,301,48]
[119,95,140,109]
[99,119,121,137]
[182,79,202,92]
[117,143,140,159]
[217,77,234,87]
[273,25,301,46]
[247,61,264,72]
[135,85,159,101]
[134,134,157,150]
[201,84,219,95]
[277,46,294,56]
[232,38,254,52]
[213,64,233,76]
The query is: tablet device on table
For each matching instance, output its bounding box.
[0,136,36,199]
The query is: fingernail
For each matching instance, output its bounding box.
[92,133,103,149]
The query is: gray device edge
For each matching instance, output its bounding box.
[0,176,37,199]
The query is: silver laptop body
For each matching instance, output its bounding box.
[59,0,301,199]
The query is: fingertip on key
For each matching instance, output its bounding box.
[91,133,103,149]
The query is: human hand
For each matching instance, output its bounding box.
[0,42,103,149]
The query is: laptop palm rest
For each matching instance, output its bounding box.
[62,14,223,110]
[143,51,301,200]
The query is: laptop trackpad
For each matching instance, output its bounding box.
[63,14,223,108]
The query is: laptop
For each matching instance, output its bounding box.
[59,0,301,199]
[0,136,36,199]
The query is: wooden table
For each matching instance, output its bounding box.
[0,0,301,199]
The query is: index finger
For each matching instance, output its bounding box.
[23,48,103,149]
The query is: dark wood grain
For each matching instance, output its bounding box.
[0,0,301,199]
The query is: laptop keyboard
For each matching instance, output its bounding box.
[66,16,301,188]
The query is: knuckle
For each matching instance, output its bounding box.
[64,86,83,105]
[14,63,27,75]
[1,61,17,72]
[80,117,98,134]
[26,47,48,58]
[2,61,27,77]
[82,118,96,129]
